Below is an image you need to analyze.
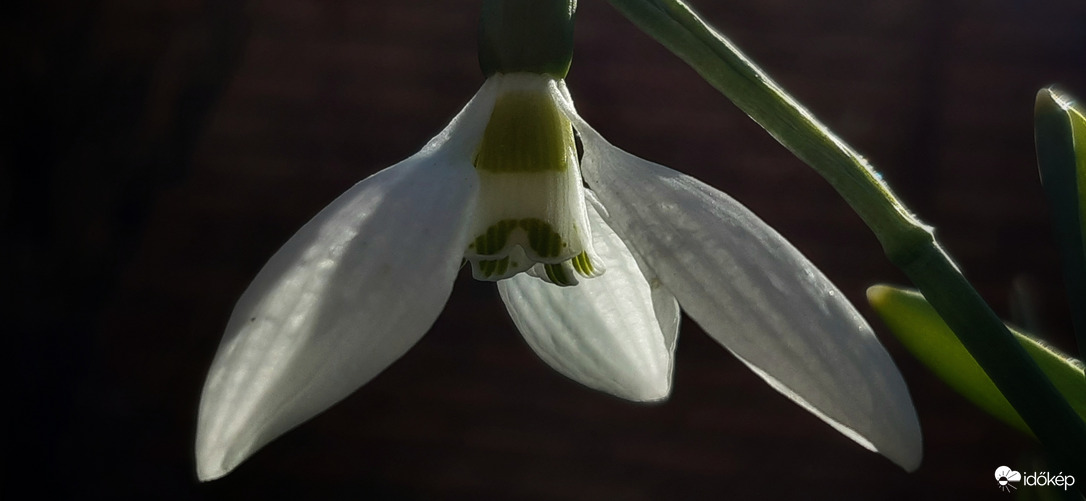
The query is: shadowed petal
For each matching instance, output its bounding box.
[498,193,679,401]
[196,157,477,480]
[558,86,922,471]
[195,83,499,480]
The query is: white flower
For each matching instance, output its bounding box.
[195,73,922,480]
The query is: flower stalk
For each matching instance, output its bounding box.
[607,0,1086,480]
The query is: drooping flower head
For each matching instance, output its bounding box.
[196,0,921,481]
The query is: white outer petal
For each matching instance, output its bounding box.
[195,81,498,481]
[555,84,922,471]
[497,194,679,402]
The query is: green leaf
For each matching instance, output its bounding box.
[1036,88,1086,353]
[868,284,1086,437]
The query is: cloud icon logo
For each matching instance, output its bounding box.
[995,466,1022,492]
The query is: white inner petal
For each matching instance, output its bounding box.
[465,72,599,284]
[498,196,679,401]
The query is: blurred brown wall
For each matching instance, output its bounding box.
[6,0,1086,499]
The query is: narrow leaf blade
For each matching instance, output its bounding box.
[1036,88,1086,354]
[868,284,1086,436]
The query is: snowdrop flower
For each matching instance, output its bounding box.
[195,72,921,480]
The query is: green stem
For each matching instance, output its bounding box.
[608,0,1086,479]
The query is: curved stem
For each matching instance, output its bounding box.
[608,0,1086,480]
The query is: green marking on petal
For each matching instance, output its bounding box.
[471,217,568,258]
[571,251,594,276]
[466,211,599,284]
[477,256,511,278]
[544,263,575,286]
[522,218,566,258]
[474,219,517,255]
[474,90,573,173]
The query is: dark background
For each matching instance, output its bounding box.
[6,0,1086,499]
